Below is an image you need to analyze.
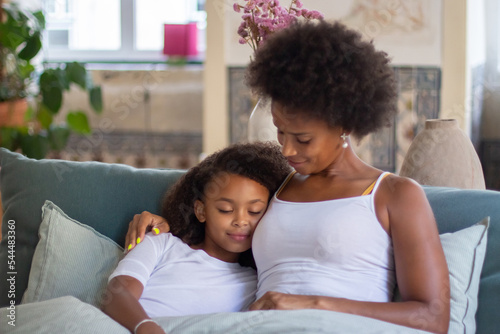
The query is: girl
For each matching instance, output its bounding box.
[102,142,291,334]
[126,21,450,334]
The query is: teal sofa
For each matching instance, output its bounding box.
[0,148,498,333]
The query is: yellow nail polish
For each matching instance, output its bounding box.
[127,244,132,251]
[153,227,159,235]
[136,237,141,244]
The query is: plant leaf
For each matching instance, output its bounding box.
[32,10,46,30]
[18,33,42,61]
[48,125,71,151]
[40,68,69,92]
[89,86,103,113]
[2,30,24,50]
[37,106,54,129]
[41,85,63,113]
[19,133,50,159]
[66,62,87,89]
[66,111,91,134]
[18,62,35,79]
[0,127,20,151]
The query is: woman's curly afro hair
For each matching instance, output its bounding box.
[161,141,291,247]
[246,20,398,138]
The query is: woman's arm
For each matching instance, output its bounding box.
[102,275,165,334]
[124,212,170,252]
[251,176,450,334]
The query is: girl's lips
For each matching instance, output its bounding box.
[228,233,250,242]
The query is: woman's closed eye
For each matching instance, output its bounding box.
[296,137,311,144]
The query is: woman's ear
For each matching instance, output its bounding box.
[194,200,206,223]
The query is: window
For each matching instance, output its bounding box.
[43,0,206,62]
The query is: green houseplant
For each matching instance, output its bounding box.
[0,2,103,159]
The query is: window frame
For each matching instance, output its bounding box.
[43,0,205,63]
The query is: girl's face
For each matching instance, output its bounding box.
[272,101,345,176]
[194,173,269,263]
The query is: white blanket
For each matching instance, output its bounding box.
[1,296,431,334]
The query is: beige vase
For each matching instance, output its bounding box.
[400,119,486,190]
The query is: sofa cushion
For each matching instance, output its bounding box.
[22,201,124,307]
[0,148,185,306]
[440,217,488,333]
[423,186,500,334]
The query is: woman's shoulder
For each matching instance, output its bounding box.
[376,174,430,217]
[379,174,424,198]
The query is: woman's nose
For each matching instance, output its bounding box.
[281,137,297,157]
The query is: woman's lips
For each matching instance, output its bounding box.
[287,159,305,169]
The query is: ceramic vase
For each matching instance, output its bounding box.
[247,98,278,143]
[400,119,486,189]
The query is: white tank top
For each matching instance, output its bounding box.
[253,172,395,302]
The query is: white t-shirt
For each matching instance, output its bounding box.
[108,233,257,318]
[253,172,395,302]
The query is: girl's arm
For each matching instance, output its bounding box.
[102,275,165,334]
[125,212,170,252]
[250,176,450,334]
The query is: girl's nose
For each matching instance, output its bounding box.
[233,212,250,227]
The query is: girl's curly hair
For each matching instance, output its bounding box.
[161,141,291,248]
[246,20,398,138]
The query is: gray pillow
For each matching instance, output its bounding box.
[393,217,488,333]
[441,217,488,333]
[22,201,124,306]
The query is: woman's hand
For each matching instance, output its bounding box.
[124,211,170,252]
[249,291,322,311]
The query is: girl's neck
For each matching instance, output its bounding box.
[190,241,239,263]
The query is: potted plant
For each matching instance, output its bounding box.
[0,2,103,159]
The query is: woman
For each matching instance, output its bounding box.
[125,21,450,334]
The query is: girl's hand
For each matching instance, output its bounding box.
[124,211,170,253]
[249,291,322,311]
[136,321,165,334]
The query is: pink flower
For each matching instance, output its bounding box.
[306,10,323,20]
[233,0,323,53]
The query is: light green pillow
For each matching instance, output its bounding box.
[440,217,489,333]
[21,201,124,307]
[393,217,489,333]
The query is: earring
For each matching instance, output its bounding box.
[341,133,348,148]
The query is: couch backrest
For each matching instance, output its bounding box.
[1,149,498,332]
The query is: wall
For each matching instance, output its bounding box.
[225,0,442,67]
[57,66,203,169]
[482,0,500,140]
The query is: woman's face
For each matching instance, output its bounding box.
[272,101,345,175]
